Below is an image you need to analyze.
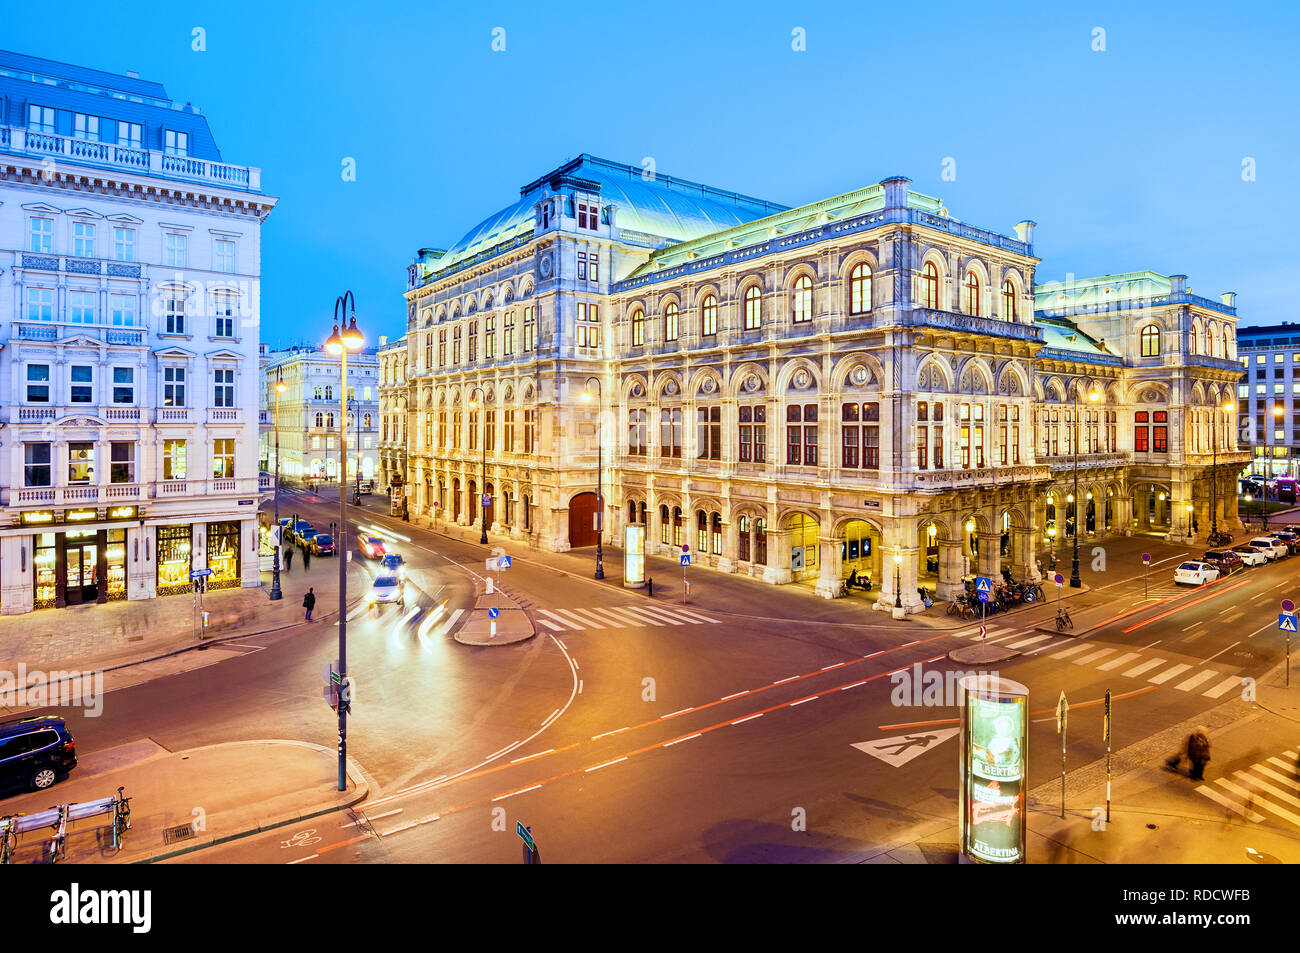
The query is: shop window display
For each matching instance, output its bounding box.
[206,521,241,590]
[156,524,193,596]
[34,533,57,609]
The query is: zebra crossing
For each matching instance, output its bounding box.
[1196,748,1300,829]
[532,603,721,632]
[951,623,1247,701]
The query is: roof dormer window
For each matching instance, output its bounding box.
[577,202,599,231]
[117,122,142,149]
[73,113,100,141]
[164,130,189,156]
[28,105,54,134]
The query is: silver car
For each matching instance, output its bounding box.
[368,574,405,609]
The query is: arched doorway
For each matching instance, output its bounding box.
[452,478,461,522]
[569,492,600,548]
[468,480,478,525]
[841,519,880,590]
[785,513,819,583]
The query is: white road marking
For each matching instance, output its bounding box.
[585,757,628,773]
[841,680,869,690]
[1149,663,1193,684]
[730,713,763,725]
[1202,641,1241,664]
[660,708,694,719]
[1174,670,1218,692]
[1097,652,1141,671]
[1073,648,1117,665]
[492,784,544,801]
[510,749,554,764]
[790,696,818,706]
[1203,675,1243,699]
[1198,783,1265,822]
[663,733,702,747]
[821,662,847,671]
[1121,658,1166,678]
[1007,634,1051,649]
[720,690,750,701]
[773,675,800,685]
[1050,645,1090,659]
[591,726,629,740]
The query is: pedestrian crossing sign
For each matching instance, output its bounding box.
[681,554,691,567]
[975,576,992,594]
[1279,613,1297,632]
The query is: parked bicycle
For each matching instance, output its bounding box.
[1056,607,1074,631]
[1207,530,1233,547]
[0,814,20,865]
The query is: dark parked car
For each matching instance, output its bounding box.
[310,533,335,556]
[0,716,77,793]
[1202,550,1243,574]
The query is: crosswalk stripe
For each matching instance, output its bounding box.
[447,608,464,628]
[626,604,697,625]
[1197,783,1265,822]
[1254,764,1300,794]
[1236,770,1300,810]
[534,616,564,631]
[536,610,577,630]
[1050,644,1090,659]
[1203,675,1244,699]
[1121,658,1166,678]
[665,607,720,624]
[1268,757,1300,780]
[573,607,628,627]
[1007,634,1051,649]
[560,608,608,629]
[1097,652,1141,672]
[1175,670,1218,692]
[1230,774,1300,825]
[551,608,603,628]
[608,606,669,626]
[985,633,1020,644]
[1149,663,1193,684]
[955,626,980,638]
[1074,648,1117,665]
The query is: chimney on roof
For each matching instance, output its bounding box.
[1170,275,1188,294]
[879,176,911,209]
[1221,291,1237,307]
[126,69,139,79]
[1013,220,1036,245]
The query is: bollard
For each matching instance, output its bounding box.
[647,577,654,598]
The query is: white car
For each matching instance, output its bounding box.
[1249,537,1288,560]
[368,573,405,609]
[1174,561,1220,586]
[1232,545,1267,567]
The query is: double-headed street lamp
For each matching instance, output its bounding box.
[581,377,605,580]
[1071,382,1102,588]
[468,387,489,545]
[325,292,363,793]
[269,370,287,601]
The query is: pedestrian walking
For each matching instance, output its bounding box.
[302,545,311,571]
[284,546,294,572]
[303,587,316,621]
[1187,726,1211,781]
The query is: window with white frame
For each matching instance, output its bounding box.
[214,239,235,273]
[110,442,135,483]
[117,122,142,148]
[576,302,599,349]
[112,367,135,404]
[26,287,55,321]
[68,290,95,323]
[164,130,189,156]
[163,367,186,406]
[70,365,93,403]
[28,105,54,133]
[212,438,235,478]
[72,222,95,257]
[164,293,187,334]
[73,113,100,141]
[165,233,188,267]
[25,443,52,487]
[212,292,236,337]
[29,217,53,253]
[112,226,136,261]
[26,364,50,402]
[213,368,235,407]
[110,293,137,326]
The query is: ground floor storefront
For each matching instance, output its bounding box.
[0,509,261,615]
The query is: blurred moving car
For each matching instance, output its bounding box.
[1201,550,1243,574]
[368,573,405,609]
[358,479,375,494]
[1174,561,1220,586]
[1231,544,1268,567]
[286,520,312,545]
[310,533,335,556]
[380,552,405,579]
[359,536,387,559]
[296,529,318,551]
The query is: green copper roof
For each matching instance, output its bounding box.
[1036,318,1115,358]
[1034,270,1171,309]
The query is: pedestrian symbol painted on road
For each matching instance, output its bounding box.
[680,554,691,567]
[1279,614,1297,632]
[851,728,960,767]
[975,576,993,594]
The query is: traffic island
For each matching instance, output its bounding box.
[0,739,366,864]
[948,642,1022,665]
[454,592,536,646]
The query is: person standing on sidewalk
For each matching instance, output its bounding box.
[302,544,311,571]
[303,587,316,621]
[284,545,294,572]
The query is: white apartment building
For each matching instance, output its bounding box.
[0,50,275,614]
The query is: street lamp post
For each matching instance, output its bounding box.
[325,292,363,792]
[582,377,604,579]
[469,387,488,545]
[1071,384,1101,588]
[270,370,286,601]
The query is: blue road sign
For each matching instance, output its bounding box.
[488,607,500,619]
[681,554,691,567]
[1283,599,1295,613]
[1141,553,1151,564]
[498,555,511,569]
[975,575,993,593]
[1054,573,1065,586]
[978,590,990,603]
[516,821,535,851]
[189,568,212,580]
[1279,614,1297,633]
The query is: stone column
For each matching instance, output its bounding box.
[814,536,842,599]
[763,529,793,585]
[976,532,1001,579]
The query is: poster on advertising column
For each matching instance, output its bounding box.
[959,675,1029,864]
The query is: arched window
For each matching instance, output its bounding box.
[672,506,683,547]
[660,504,670,544]
[738,515,751,561]
[326,412,335,428]
[1002,280,1016,320]
[700,294,718,336]
[363,413,372,429]
[849,263,872,315]
[711,512,722,555]
[964,270,981,316]
[630,308,645,346]
[743,285,762,329]
[1191,320,1203,354]
[315,412,323,428]
[1140,324,1160,357]
[697,510,708,552]
[664,302,679,342]
[921,261,940,309]
[628,500,637,524]
[754,518,768,565]
[325,385,333,401]
[792,275,813,324]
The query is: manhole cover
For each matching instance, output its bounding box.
[163,824,195,845]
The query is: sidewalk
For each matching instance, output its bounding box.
[873,660,1300,864]
[0,553,369,691]
[0,738,365,864]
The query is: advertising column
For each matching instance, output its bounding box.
[959,675,1029,864]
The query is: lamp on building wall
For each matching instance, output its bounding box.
[1071,385,1102,588]
[270,369,286,601]
[324,291,363,793]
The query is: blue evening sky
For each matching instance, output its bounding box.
[8,0,1297,344]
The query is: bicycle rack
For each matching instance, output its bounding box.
[0,786,131,863]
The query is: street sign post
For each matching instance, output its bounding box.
[681,546,690,604]
[517,821,538,863]
[1054,572,1065,618]
[975,576,992,627]
[1142,554,1151,599]
[1281,609,1297,686]
[1056,691,1069,818]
